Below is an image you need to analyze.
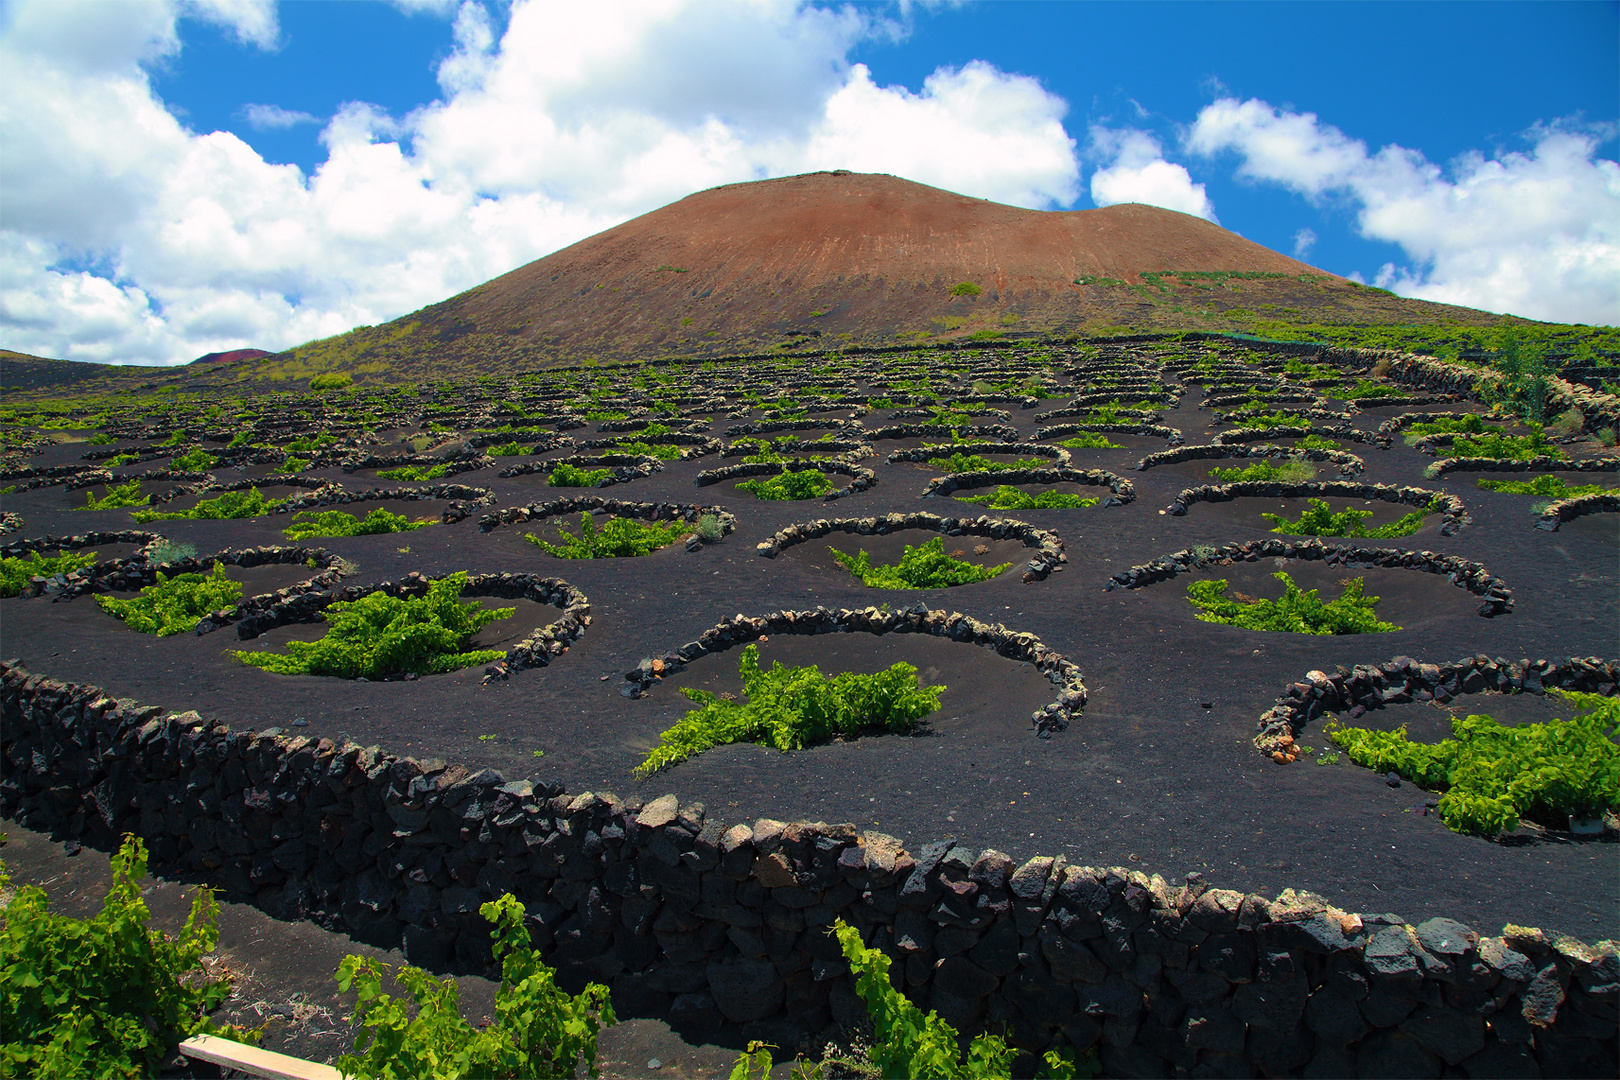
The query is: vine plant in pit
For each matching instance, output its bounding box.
[832,536,1010,589]
[96,562,242,636]
[1186,572,1399,634]
[1262,497,1437,538]
[525,514,688,558]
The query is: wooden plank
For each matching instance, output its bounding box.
[177,1034,345,1080]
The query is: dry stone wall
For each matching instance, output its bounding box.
[1,660,1614,1078]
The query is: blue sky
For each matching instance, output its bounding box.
[2,0,1615,365]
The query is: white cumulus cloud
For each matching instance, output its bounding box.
[1189,97,1620,324]
[241,103,319,129]
[0,0,1084,365]
[1087,128,1216,222]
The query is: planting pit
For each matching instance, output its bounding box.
[1178,494,1446,536]
[241,594,566,665]
[777,528,1027,586]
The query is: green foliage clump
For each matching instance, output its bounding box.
[614,441,682,460]
[694,513,724,543]
[1053,432,1124,449]
[1187,572,1399,634]
[487,442,529,456]
[833,536,1010,589]
[1262,497,1436,537]
[132,486,286,522]
[737,469,834,500]
[1406,414,1492,438]
[1477,474,1615,498]
[1209,459,1316,483]
[234,572,511,679]
[0,836,243,1080]
[1327,690,1620,835]
[548,463,613,487]
[1237,411,1312,430]
[957,485,1098,510]
[1296,434,1340,450]
[1340,380,1407,400]
[635,644,944,776]
[88,433,115,445]
[310,373,354,390]
[1,550,98,597]
[336,894,615,1080]
[832,920,1087,1079]
[95,562,241,636]
[925,453,1050,473]
[526,514,688,558]
[284,433,336,453]
[146,539,196,565]
[170,447,218,471]
[1451,428,1565,461]
[378,463,450,481]
[949,281,982,297]
[282,507,431,540]
[282,456,312,472]
[80,480,150,511]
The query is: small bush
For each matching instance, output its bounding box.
[310,373,353,390]
[170,447,218,471]
[1341,380,1407,400]
[1406,414,1492,439]
[0,836,242,1079]
[635,643,944,776]
[694,513,724,543]
[1055,432,1123,449]
[613,440,682,460]
[925,453,1050,473]
[80,480,150,511]
[956,485,1097,510]
[282,456,312,472]
[487,442,529,456]
[1187,572,1399,634]
[949,282,982,297]
[1296,433,1340,451]
[377,463,449,481]
[1209,460,1316,483]
[234,571,511,679]
[96,562,241,636]
[1451,428,1566,461]
[1262,497,1436,538]
[133,486,286,522]
[88,433,114,445]
[548,463,613,487]
[336,894,615,1080]
[1327,690,1620,835]
[737,469,834,500]
[833,536,1010,589]
[1477,475,1616,498]
[284,434,336,453]
[282,507,431,540]
[526,514,687,558]
[146,539,197,565]
[0,550,97,597]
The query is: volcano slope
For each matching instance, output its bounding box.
[3,336,1617,1074]
[121,170,1526,391]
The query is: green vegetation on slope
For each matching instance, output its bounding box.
[1262,497,1437,538]
[1187,572,1399,634]
[95,563,242,636]
[832,536,1010,588]
[957,485,1098,509]
[525,514,688,558]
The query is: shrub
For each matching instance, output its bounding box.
[1406,414,1492,439]
[925,453,1050,473]
[833,536,1010,589]
[1053,432,1123,449]
[831,920,1086,1079]
[1296,434,1340,451]
[737,469,834,500]
[548,463,613,487]
[956,485,1097,510]
[488,442,529,456]
[1187,572,1399,634]
[1327,690,1620,835]
[1208,460,1315,483]
[694,513,724,543]
[336,894,615,1080]
[1451,428,1566,461]
[634,643,944,776]
[170,447,218,471]
[1262,497,1436,538]
[146,539,197,565]
[526,514,688,558]
[234,571,511,679]
[283,456,312,472]
[88,433,115,445]
[0,550,98,597]
[1476,475,1616,498]
[132,486,286,522]
[96,562,241,636]
[79,480,150,511]
[949,282,982,297]
[282,507,431,540]
[1343,379,1406,400]
[0,836,244,1079]
[284,433,336,453]
[310,373,353,390]
[613,440,682,460]
[378,463,449,481]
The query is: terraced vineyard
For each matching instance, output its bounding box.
[3,334,1617,1077]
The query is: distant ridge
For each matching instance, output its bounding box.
[191,348,272,367]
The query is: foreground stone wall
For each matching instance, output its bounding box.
[2,661,1614,1078]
